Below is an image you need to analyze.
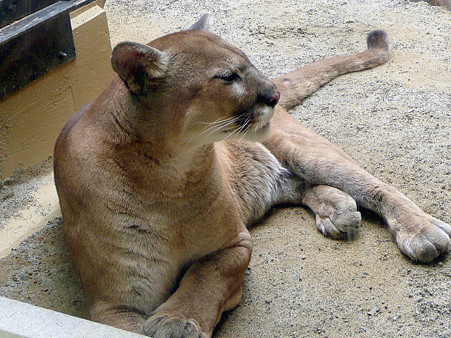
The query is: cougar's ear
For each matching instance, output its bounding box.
[111,42,169,95]
[188,14,211,31]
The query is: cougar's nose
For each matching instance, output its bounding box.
[268,91,280,107]
[259,90,280,108]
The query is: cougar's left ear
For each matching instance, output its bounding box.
[111,42,169,95]
[188,14,211,31]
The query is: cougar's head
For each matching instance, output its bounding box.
[110,14,279,147]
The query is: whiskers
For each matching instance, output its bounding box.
[197,115,253,143]
[254,120,262,133]
[236,117,252,142]
[198,116,240,137]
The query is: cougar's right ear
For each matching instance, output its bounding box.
[111,42,169,95]
[188,14,211,31]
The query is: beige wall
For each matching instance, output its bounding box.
[0,3,113,179]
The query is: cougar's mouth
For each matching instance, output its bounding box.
[232,104,274,140]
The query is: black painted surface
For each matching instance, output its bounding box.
[0,0,59,28]
[0,0,95,99]
[0,12,75,99]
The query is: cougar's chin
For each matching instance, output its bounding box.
[238,108,272,142]
[245,121,271,141]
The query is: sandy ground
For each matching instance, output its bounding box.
[0,0,450,337]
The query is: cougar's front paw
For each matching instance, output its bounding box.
[392,215,450,263]
[144,313,207,338]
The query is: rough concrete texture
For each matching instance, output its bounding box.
[0,0,450,337]
[0,296,144,338]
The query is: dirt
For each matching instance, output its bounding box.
[0,0,450,337]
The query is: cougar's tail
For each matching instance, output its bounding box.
[273,30,389,110]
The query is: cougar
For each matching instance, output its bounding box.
[54,14,450,337]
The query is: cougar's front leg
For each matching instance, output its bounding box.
[264,107,451,262]
[143,231,252,338]
[89,302,147,334]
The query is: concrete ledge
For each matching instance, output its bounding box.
[0,296,145,338]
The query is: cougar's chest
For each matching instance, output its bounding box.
[221,140,291,224]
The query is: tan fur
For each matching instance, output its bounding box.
[417,0,451,10]
[54,17,450,337]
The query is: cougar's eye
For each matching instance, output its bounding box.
[215,71,241,83]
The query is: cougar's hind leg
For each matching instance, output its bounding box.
[143,231,252,338]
